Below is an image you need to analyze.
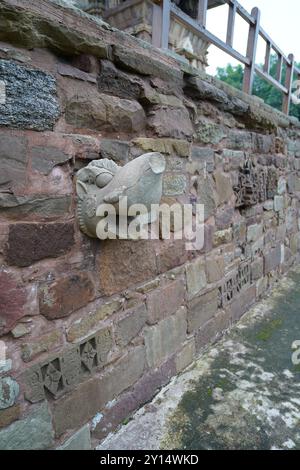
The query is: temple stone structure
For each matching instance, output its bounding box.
[0,0,300,450]
[74,0,225,70]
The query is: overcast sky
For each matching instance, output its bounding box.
[206,0,300,75]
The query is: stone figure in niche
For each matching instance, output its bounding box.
[76,153,166,239]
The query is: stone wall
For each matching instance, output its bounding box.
[1,0,300,450]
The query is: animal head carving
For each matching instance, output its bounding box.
[76,153,166,239]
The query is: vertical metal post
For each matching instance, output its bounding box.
[282,53,295,115]
[197,0,208,27]
[243,7,260,94]
[226,0,237,47]
[161,0,171,50]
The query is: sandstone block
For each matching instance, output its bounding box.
[187,289,219,333]
[146,280,185,324]
[115,304,147,346]
[185,259,207,300]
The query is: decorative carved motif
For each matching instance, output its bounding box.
[76,153,166,239]
[218,262,251,308]
[23,328,112,403]
[234,159,278,208]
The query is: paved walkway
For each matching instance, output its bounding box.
[98,267,300,450]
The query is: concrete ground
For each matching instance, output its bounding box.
[97,267,300,450]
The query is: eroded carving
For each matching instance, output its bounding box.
[23,328,112,403]
[234,159,278,208]
[76,153,166,239]
[218,262,251,308]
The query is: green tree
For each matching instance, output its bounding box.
[216,56,300,120]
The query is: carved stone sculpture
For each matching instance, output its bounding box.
[76,152,166,239]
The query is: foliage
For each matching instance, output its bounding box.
[216,56,300,119]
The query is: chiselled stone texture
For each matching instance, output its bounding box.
[98,60,142,100]
[98,240,157,296]
[39,273,95,320]
[0,133,27,191]
[0,60,60,130]
[5,222,75,267]
[0,193,71,219]
[0,402,54,450]
[0,271,27,336]
[23,327,113,403]
[31,147,71,175]
[144,308,187,369]
[66,92,146,133]
[187,289,219,333]
[115,304,147,347]
[146,280,185,324]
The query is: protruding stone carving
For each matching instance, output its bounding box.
[234,159,278,208]
[76,153,166,239]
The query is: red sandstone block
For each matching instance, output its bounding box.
[0,271,28,336]
[39,272,95,320]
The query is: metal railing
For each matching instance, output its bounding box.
[157,0,300,115]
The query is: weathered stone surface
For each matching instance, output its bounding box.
[21,329,62,363]
[115,304,147,347]
[185,259,207,300]
[144,308,187,369]
[133,138,191,157]
[113,46,182,82]
[247,223,263,243]
[100,139,130,163]
[215,206,234,230]
[52,346,146,436]
[184,76,229,103]
[5,222,74,267]
[58,63,97,83]
[205,256,224,283]
[0,59,59,130]
[264,244,282,274]
[148,106,193,140]
[67,299,122,342]
[57,424,91,450]
[195,118,226,144]
[163,174,187,196]
[195,173,218,220]
[156,239,189,273]
[223,149,245,171]
[0,404,21,429]
[92,357,176,441]
[0,193,71,219]
[195,310,230,352]
[0,134,27,190]
[189,146,215,173]
[277,176,287,195]
[98,60,141,99]
[11,323,31,338]
[187,289,219,333]
[214,170,233,205]
[98,240,157,296]
[66,92,146,133]
[0,377,19,409]
[175,339,196,373]
[146,281,185,324]
[274,196,284,212]
[0,402,54,450]
[39,273,95,321]
[227,285,256,322]
[213,228,233,246]
[23,327,113,403]
[31,146,71,175]
[251,258,264,281]
[0,271,27,336]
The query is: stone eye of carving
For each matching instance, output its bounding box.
[95,170,114,188]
